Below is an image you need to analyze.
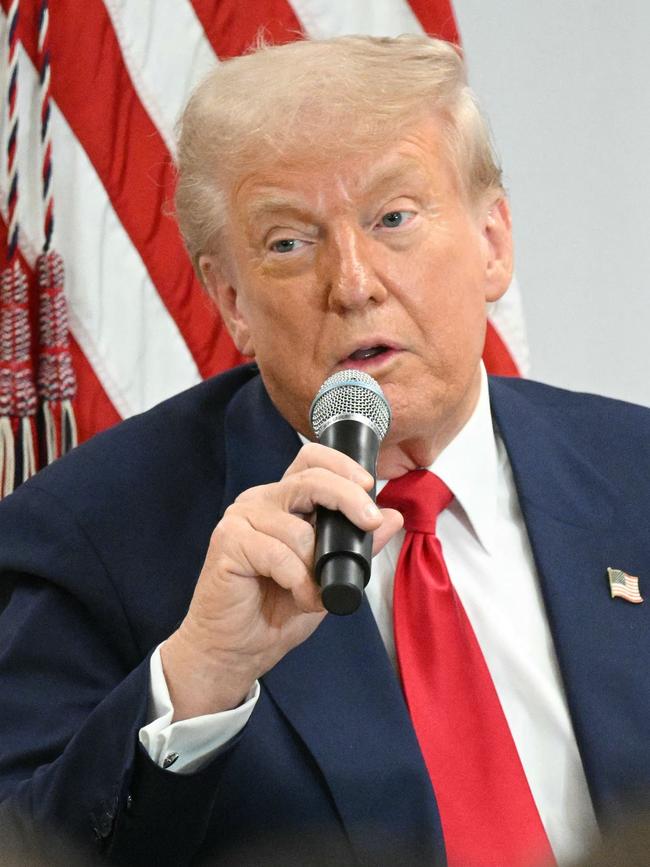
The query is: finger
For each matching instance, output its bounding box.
[249,534,324,614]
[246,507,315,568]
[285,441,374,489]
[237,467,382,533]
[221,516,324,614]
[282,467,383,531]
[372,508,404,555]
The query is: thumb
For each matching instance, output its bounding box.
[372,508,404,556]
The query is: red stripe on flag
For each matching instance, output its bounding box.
[10,0,244,380]
[483,320,520,377]
[191,0,304,58]
[407,0,460,43]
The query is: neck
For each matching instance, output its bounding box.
[376,370,483,480]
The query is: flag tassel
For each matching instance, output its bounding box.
[36,249,78,465]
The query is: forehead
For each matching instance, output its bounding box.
[229,116,460,224]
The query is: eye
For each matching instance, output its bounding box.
[377,210,416,230]
[269,238,306,254]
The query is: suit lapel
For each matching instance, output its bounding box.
[490,378,650,821]
[222,374,446,866]
[221,371,302,504]
[263,600,445,866]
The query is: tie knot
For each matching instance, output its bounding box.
[377,469,453,533]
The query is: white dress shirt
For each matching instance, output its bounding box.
[140,366,600,865]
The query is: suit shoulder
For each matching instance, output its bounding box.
[489,375,650,468]
[490,375,650,421]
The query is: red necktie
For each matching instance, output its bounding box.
[378,470,555,867]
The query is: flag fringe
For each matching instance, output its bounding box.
[43,399,57,464]
[21,416,37,483]
[61,398,77,454]
[1,417,15,498]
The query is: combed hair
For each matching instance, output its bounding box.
[174,35,503,275]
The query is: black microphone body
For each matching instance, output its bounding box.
[314,418,380,616]
[310,370,391,616]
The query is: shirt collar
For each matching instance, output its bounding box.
[424,364,498,554]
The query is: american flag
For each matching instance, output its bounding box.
[0,0,527,466]
[607,567,643,605]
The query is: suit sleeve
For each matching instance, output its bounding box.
[0,484,239,866]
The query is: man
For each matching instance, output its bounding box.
[0,34,649,867]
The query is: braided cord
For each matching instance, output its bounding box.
[6,0,20,262]
[38,0,54,251]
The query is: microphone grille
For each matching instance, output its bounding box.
[310,370,391,441]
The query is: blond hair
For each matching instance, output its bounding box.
[175,35,503,274]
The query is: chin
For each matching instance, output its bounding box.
[383,408,431,447]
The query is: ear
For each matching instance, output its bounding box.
[480,195,513,303]
[198,254,255,357]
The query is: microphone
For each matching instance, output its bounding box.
[309,370,391,615]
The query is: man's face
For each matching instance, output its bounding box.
[201,116,512,469]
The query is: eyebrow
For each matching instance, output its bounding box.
[360,159,432,198]
[246,195,316,226]
[245,159,433,226]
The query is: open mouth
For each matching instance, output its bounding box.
[338,344,400,372]
[347,345,390,361]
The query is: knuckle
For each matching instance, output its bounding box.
[212,506,240,540]
[210,509,252,554]
[297,526,316,558]
[271,542,294,572]
[212,550,237,577]
[221,501,245,524]
[292,467,312,485]
[288,467,319,491]
[234,483,267,504]
[300,524,315,549]
[300,441,321,460]
[305,466,329,484]
[209,522,225,549]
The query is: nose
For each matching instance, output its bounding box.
[323,226,388,312]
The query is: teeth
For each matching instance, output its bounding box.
[350,346,385,361]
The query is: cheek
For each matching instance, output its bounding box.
[245,296,320,371]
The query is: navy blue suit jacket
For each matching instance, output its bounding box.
[0,364,649,865]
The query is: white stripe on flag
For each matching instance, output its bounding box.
[50,97,202,416]
[103,0,219,156]
[290,0,425,38]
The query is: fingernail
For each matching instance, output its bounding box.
[365,503,381,519]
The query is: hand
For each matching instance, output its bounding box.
[161,443,403,720]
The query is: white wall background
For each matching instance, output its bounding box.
[453,0,650,406]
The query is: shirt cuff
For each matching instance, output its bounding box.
[139,643,260,775]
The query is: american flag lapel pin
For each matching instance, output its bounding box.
[607,567,644,604]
